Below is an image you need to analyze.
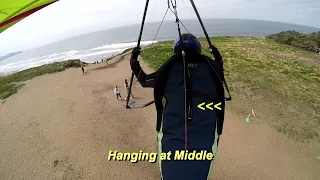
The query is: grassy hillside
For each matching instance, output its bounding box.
[139,37,320,143]
[0,60,83,100]
[1,37,319,143]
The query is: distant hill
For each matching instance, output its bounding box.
[0,51,23,61]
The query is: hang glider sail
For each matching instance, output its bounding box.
[0,0,59,33]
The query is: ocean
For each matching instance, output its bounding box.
[0,18,319,75]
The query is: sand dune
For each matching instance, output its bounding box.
[0,54,319,180]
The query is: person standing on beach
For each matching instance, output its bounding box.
[114,86,122,100]
[124,79,134,98]
[81,66,85,75]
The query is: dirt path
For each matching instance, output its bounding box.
[0,54,319,180]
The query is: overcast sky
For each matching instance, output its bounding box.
[0,0,319,55]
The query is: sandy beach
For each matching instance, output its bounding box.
[0,54,319,180]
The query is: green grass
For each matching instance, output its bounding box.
[0,83,25,100]
[0,59,83,100]
[140,37,320,143]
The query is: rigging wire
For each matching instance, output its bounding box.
[127,0,232,109]
[152,9,170,45]
[130,0,189,91]
[132,6,170,82]
[167,0,195,35]
[168,7,190,34]
[126,0,170,108]
[180,0,199,25]
[130,7,170,91]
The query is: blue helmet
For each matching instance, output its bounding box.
[173,33,201,54]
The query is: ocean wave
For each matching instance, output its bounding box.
[76,49,124,58]
[0,41,154,76]
[90,40,157,51]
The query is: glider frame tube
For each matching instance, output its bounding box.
[126,0,153,109]
[189,0,232,101]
